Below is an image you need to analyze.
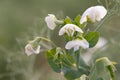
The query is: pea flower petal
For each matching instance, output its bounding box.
[25,44,40,56]
[80,6,107,24]
[45,14,57,30]
[65,39,89,51]
[59,24,83,36]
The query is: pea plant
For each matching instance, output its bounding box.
[24,1,119,80]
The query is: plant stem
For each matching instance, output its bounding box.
[76,48,82,69]
[40,37,57,47]
[94,12,111,31]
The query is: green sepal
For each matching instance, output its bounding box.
[74,15,81,27]
[64,16,73,24]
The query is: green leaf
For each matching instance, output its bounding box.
[64,17,72,24]
[89,57,116,80]
[63,67,89,80]
[89,61,111,80]
[74,15,87,28]
[74,15,81,27]
[63,50,90,80]
[46,48,62,73]
[46,48,90,80]
[84,31,99,48]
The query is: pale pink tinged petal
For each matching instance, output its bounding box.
[65,40,75,49]
[33,45,40,54]
[59,27,65,36]
[45,14,56,30]
[25,44,40,56]
[25,44,34,56]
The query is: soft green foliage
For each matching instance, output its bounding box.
[84,32,99,48]
[44,2,119,79]
[89,57,116,80]
[74,15,87,28]
[44,5,116,79]
[46,48,90,80]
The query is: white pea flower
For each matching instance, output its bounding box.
[59,24,83,36]
[45,14,57,30]
[65,39,89,51]
[25,44,40,56]
[80,6,107,24]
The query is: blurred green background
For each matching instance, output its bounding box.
[0,0,120,80]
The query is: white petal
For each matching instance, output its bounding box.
[74,46,80,51]
[87,7,98,22]
[80,39,89,49]
[59,27,66,36]
[59,24,83,36]
[33,45,40,54]
[80,7,94,24]
[94,6,107,21]
[74,26,83,33]
[65,39,89,51]
[45,14,56,30]
[80,6,107,24]
[65,40,75,49]
[73,39,89,49]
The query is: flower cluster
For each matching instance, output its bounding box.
[25,5,107,55]
[44,5,107,51]
[24,5,117,80]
